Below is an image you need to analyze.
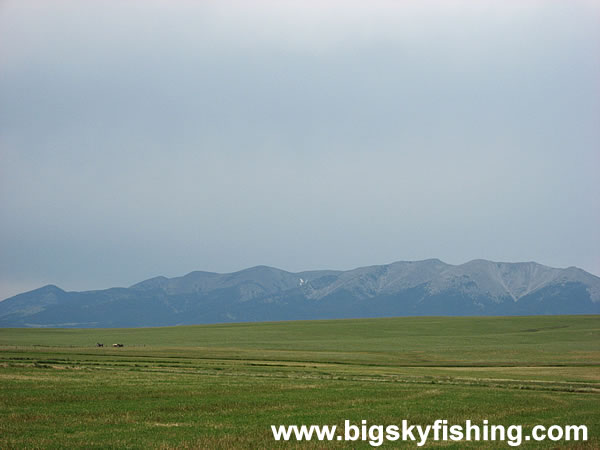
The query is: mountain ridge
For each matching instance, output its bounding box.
[1,259,599,327]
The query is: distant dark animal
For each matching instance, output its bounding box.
[96,343,103,347]
[112,343,124,348]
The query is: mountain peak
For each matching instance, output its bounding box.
[2,260,598,327]
[31,284,65,294]
[236,265,287,274]
[130,276,168,289]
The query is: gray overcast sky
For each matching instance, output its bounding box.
[1,0,599,299]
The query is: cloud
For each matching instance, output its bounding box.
[0,0,599,297]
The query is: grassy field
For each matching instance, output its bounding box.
[0,315,598,448]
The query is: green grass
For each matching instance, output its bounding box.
[0,315,598,448]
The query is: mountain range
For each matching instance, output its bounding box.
[1,259,599,327]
